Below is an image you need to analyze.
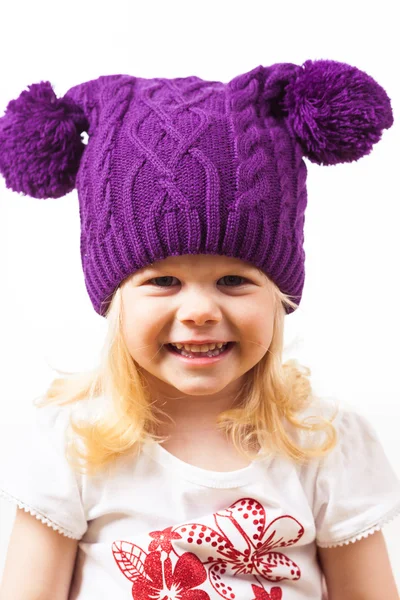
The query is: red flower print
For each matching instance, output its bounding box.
[112,497,304,598]
[172,497,303,598]
[112,543,209,599]
[149,526,182,554]
[251,584,282,599]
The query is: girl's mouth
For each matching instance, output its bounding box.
[165,342,236,365]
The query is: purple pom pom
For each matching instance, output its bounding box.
[0,81,89,198]
[283,60,394,165]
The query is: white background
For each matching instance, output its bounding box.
[0,0,399,591]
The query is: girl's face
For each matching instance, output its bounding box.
[120,254,276,410]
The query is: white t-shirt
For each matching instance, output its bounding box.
[1,397,399,599]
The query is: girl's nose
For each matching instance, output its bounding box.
[176,291,222,326]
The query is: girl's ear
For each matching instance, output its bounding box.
[263,59,393,166]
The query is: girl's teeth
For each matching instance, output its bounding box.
[170,342,229,358]
[173,342,225,352]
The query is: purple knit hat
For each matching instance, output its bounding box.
[0,61,393,316]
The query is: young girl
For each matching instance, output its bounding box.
[0,60,399,599]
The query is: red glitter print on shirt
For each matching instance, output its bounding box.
[112,497,304,599]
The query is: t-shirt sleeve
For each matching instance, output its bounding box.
[313,409,400,548]
[0,403,88,540]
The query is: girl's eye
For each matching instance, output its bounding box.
[148,276,180,287]
[148,275,248,287]
[219,275,247,286]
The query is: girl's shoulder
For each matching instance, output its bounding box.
[288,397,400,548]
[0,398,95,540]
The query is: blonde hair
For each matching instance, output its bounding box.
[35,273,338,477]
